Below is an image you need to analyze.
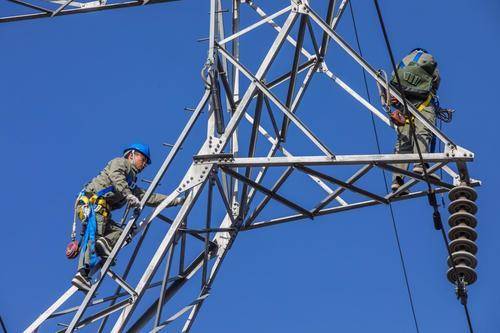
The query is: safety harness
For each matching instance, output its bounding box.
[66,173,136,262]
[66,189,111,265]
[376,68,435,127]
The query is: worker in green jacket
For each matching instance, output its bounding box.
[390,48,441,193]
[71,143,184,292]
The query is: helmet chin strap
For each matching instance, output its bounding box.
[125,149,145,171]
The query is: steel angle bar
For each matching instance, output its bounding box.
[246,186,452,231]
[97,217,158,332]
[202,177,215,286]
[319,0,349,56]
[154,240,176,328]
[386,162,446,200]
[209,71,225,135]
[281,14,308,140]
[246,0,313,59]
[266,58,317,91]
[208,0,217,61]
[151,294,210,333]
[217,45,335,157]
[23,287,78,333]
[263,96,281,139]
[242,141,282,215]
[56,299,134,333]
[288,58,321,128]
[239,93,264,219]
[221,166,313,218]
[323,69,392,127]
[295,165,388,204]
[215,0,232,194]
[219,5,292,45]
[107,270,137,298]
[442,165,459,180]
[319,0,337,57]
[244,166,294,227]
[214,175,237,225]
[305,5,454,146]
[52,281,167,318]
[7,0,52,13]
[306,17,320,56]
[52,0,75,17]
[231,0,241,105]
[215,6,235,119]
[455,160,472,184]
[156,213,212,244]
[216,57,237,112]
[0,0,179,23]
[376,163,453,189]
[215,56,233,197]
[180,227,236,234]
[441,164,481,186]
[312,164,373,214]
[214,153,471,167]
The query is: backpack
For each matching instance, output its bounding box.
[390,50,437,99]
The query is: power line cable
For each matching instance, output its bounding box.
[371,1,475,332]
[0,315,7,333]
[347,2,420,332]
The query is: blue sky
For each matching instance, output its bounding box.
[1,1,499,332]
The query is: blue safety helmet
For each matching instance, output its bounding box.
[123,143,151,164]
[411,47,429,54]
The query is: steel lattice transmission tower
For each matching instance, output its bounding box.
[6,0,480,332]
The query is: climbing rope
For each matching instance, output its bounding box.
[371,1,476,332]
[348,3,420,332]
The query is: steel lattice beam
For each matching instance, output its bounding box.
[0,0,179,23]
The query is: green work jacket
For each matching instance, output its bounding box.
[84,157,167,210]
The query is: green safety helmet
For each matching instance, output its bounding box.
[124,143,151,164]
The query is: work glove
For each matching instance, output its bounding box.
[126,194,141,208]
[390,96,401,107]
[172,196,186,206]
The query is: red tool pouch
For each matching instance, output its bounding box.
[390,109,406,126]
[66,240,80,259]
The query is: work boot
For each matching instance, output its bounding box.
[391,177,409,195]
[72,270,92,292]
[413,164,440,181]
[96,237,113,258]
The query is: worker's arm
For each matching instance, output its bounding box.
[108,158,134,198]
[132,187,184,207]
[432,67,441,94]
